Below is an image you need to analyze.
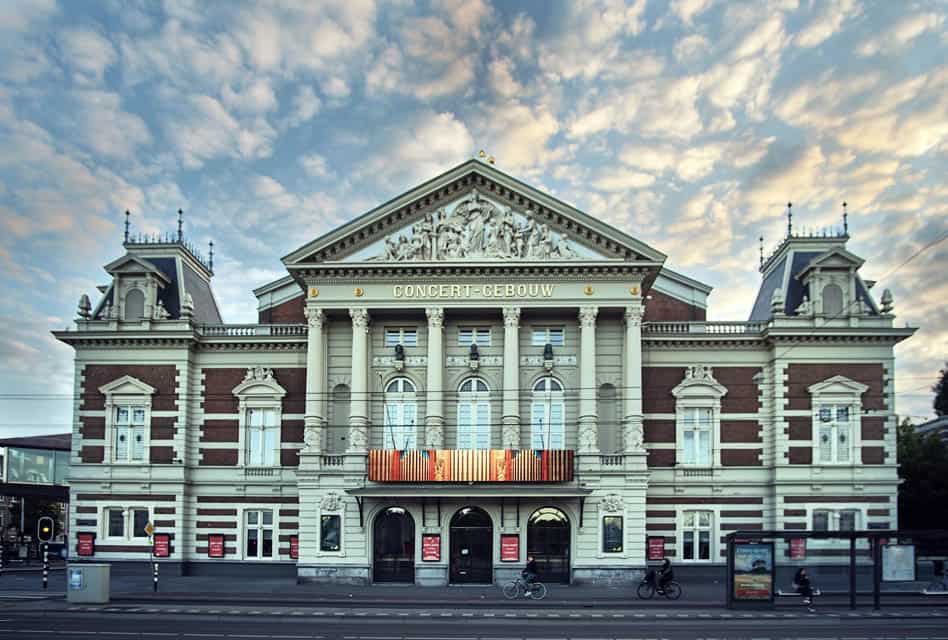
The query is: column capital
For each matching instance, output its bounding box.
[624,302,644,327]
[578,306,598,328]
[502,306,521,328]
[349,307,370,330]
[425,306,444,329]
[304,306,325,329]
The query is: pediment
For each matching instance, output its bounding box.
[283,160,666,266]
[808,375,868,397]
[672,365,728,399]
[232,367,286,398]
[796,248,865,279]
[98,375,156,397]
[103,254,170,283]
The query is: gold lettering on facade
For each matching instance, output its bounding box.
[391,283,556,299]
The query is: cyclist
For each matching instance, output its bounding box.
[794,567,815,610]
[522,555,539,596]
[657,557,674,595]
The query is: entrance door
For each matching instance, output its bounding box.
[450,506,493,584]
[373,507,415,583]
[527,507,570,583]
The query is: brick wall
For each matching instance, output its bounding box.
[786,363,885,411]
[643,290,706,322]
[258,295,305,324]
[82,364,179,411]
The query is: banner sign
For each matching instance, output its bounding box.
[368,449,573,483]
[647,536,666,561]
[882,544,916,582]
[208,534,225,558]
[789,538,806,560]
[289,535,299,560]
[500,534,520,562]
[421,534,441,562]
[153,533,171,558]
[733,542,775,601]
[77,532,95,557]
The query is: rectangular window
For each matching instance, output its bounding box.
[320,514,341,552]
[531,401,565,449]
[458,327,491,347]
[813,509,859,531]
[816,403,854,464]
[385,327,418,347]
[681,408,712,466]
[114,405,146,462]
[531,327,565,347]
[245,509,274,559]
[813,510,830,532]
[839,510,858,532]
[602,516,623,553]
[131,509,149,538]
[107,508,124,538]
[246,408,279,466]
[681,511,712,561]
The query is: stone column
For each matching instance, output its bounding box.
[425,307,445,449]
[578,306,599,453]
[303,306,326,454]
[623,299,645,452]
[348,308,370,452]
[501,306,521,449]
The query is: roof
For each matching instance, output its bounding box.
[0,433,71,451]
[916,415,948,438]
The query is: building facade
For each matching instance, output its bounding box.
[55,161,914,584]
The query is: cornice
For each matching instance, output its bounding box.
[289,261,660,282]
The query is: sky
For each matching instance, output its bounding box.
[0,0,945,439]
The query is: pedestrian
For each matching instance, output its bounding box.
[522,555,539,596]
[794,567,815,611]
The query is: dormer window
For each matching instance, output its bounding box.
[124,289,145,320]
[822,284,844,316]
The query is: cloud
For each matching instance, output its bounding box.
[858,12,945,57]
[299,154,333,179]
[59,28,116,85]
[794,0,861,48]
[592,168,656,192]
[68,90,152,159]
[221,77,278,114]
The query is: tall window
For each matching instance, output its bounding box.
[813,509,859,531]
[246,408,279,466]
[822,284,844,316]
[458,327,491,347]
[531,377,565,449]
[105,507,149,540]
[457,378,491,449]
[681,511,712,561]
[531,326,565,347]
[681,408,712,466]
[245,509,274,559]
[383,378,417,450]
[816,404,852,464]
[385,327,418,347]
[124,289,145,320]
[114,405,146,462]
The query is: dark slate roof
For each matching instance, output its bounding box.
[785,250,822,315]
[856,278,879,313]
[749,256,785,322]
[146,256,181,318]
[182,263,223,324]
[0,433,71,450]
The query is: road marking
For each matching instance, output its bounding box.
[141,634,177,638]
[54,633,96,636]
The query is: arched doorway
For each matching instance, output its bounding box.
[527,507,570,584]
[449,506,493,584]
[373,507,415,583]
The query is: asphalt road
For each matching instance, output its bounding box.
[1,609,947,640]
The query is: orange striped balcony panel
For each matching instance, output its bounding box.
[367,449,574,483]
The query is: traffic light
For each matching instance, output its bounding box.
[37,516,54,543]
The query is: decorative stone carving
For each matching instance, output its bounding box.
[350,307,370,331]
[154,299,170,320]
[520,355,577,367]
[880,288,893,314]
[372,189,579,261]
[770,287,784,314]
[578,423,598,452]
[77,294,92,319]
[372,355,428,368]
[446,355,503,367]
[578,306,598,328]
[502,423,520,449]
[425,306,444,329]
[425,422,444,449]
[685,365,713,381]
[181,292,195,320]
[321,491,342,511]
[348,424,368,450]
[623,418,644,452]
[795,295,813,316]
[304,306,325,328]
[502,306,521,328]
[101,302,114,320]
[600,493,624,513]
[244,366,275,383]
[624,303,644,327]
[303,422,321,451]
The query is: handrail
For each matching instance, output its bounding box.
[644,321,766,335]
[198,324,307,337]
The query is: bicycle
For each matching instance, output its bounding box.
[636,569,682,600]
[923,574,948,594]
[502,575,548,600]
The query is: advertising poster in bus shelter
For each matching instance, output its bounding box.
[421,534,440,562]
[882,544,916,581]
[733,541,774,601]
[500,534,520,562]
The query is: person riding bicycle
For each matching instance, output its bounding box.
[794,567,815,609]
[657,557,674,594]
[522,555,539,595]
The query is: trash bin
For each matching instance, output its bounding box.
[66,563,110,604]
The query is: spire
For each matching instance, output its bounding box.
[786,202,793,237]
[208,240,214,272]
[124,210,130,242]
[177,209,184,242]
[842,201,848,236]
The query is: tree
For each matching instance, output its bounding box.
[897,418,948,530]
[934,363,948,416]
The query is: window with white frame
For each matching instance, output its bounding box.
[681,408,712,466]
[671,366,726,469]
[98,375,156,465]
[104,506,150,541]
[244,509,274,559]
[385,327,418,347]
[681,510,713,561]
[114,405,147,462]
[458,327,491,347]
[383,377,418,450]
[457,378,491,449]
[808,375,867,466]
[531,326,565,347]
[813,508,859,532]
[530,377,565,449]
[231,367,286,467]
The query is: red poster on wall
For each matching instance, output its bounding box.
[208,534,225,558]
[290,535,299,560]
[647,536,666,561]
[422,534,440,562]
[789,538,806,560]
[153,533,171,558]
[500,534,520,562]
[77,532,95,557]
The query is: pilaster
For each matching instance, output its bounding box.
[623,300,645,453]
[425,307,445,448]
[578,306,599,453]
[501,306,521,449]
[348,308,370,452]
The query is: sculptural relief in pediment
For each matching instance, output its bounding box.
[357,189,601,262]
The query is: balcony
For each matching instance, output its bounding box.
[198,324,306,337]
[643,321,766,335]
[367,449,574,483]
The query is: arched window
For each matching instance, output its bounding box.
[457,378,490,450]
[822,284,844,316]
[124,289,145,320]
[383,377,417,450]
[598,384,618,453]
[329,384,350,454]
[531,377,565,449]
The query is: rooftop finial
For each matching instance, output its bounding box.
[124,210,130,242]
[177,209,184,242]
[759,235,764,269]
[842,201,848,235]
[208,240,214,272]
[786,202,793,237]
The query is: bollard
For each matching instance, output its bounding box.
[0,544,5,579]
[42,543,48,590]
[153,561,159,592]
